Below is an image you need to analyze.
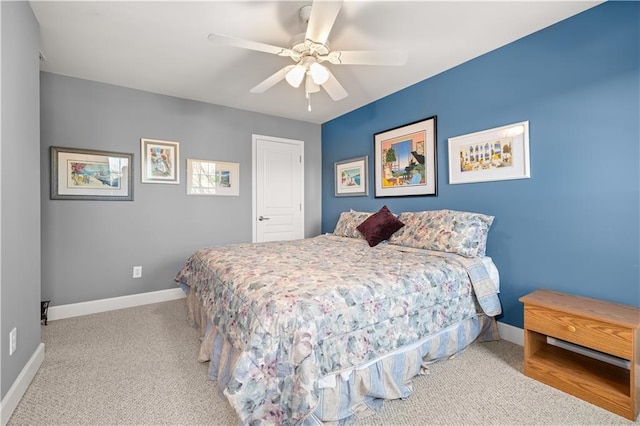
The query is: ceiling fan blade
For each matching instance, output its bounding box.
[305,1,343,45]
[321,71,348,101]
[250,65,295,93]
[208,33,293,57]
[323,50,408,66]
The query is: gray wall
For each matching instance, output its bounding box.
[1,2,41,399]
[40,72,322,306]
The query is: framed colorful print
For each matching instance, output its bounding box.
[374,116,437,198]
[50,146,133,201]
[186,159,240,196]
[448,121,530,184]
[140,138,180,184]
[335,156,368,197]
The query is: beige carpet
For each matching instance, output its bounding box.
[8,299,638,425]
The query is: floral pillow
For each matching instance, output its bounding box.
[333,211,372,239]
[388,209,494,257]
[356,205,405,247]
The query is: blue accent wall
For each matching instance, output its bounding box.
[321,2,639,329]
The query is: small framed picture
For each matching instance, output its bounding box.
[448,121,530,184]
[335,156,368,197]
[186,159,240,196]
[140,138,180,184]
[50,146,133,201]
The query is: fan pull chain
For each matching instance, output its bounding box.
[306,90,312,111]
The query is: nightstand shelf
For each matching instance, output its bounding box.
[520,289,639,421]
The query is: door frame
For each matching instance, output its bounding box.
[252,134,305,242]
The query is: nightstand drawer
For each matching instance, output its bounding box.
[524,305,633,360]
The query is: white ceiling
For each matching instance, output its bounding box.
[31,1,602,124]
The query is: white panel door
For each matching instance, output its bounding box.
[252,135,304,243]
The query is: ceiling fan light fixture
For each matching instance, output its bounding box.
[305,74,321,94]
[285,64,306,88]
[309,62,330,85]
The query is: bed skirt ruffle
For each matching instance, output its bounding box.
[183,286,499,425]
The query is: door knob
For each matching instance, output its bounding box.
[258,216,270,221]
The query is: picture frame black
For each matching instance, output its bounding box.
[373,116,437,197]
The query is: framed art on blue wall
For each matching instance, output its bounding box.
[374,116,437,197]
[448,121,530,184]
[50,146,133,201]
[335,156,368,197]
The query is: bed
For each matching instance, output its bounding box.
[175,207,501,425]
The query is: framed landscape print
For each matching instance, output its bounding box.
[186,159,239,196]
[448,121,530,184]
[335,156,368,197]
[50,146,133,201]
[374,116,437,197]
[141,138,180,184]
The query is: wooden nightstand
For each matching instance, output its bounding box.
[520,289,640,420]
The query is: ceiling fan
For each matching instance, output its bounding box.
[207,1,408,111]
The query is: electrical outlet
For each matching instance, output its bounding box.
[133,266,142,278]
[9,327,17,355]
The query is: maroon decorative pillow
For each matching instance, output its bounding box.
[356,205,405,247]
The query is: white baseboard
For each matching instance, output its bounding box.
[47,288,186,322]
[497,321,524,346]
[1,343,45,426]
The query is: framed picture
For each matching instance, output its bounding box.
[186,159,239,196]
[141,138,180,184]
[374,116,437,197]
[335,156,368,197]
[448,121,530,184]
[50,146,133,201]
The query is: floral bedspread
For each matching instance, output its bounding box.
[175,235,500,425]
